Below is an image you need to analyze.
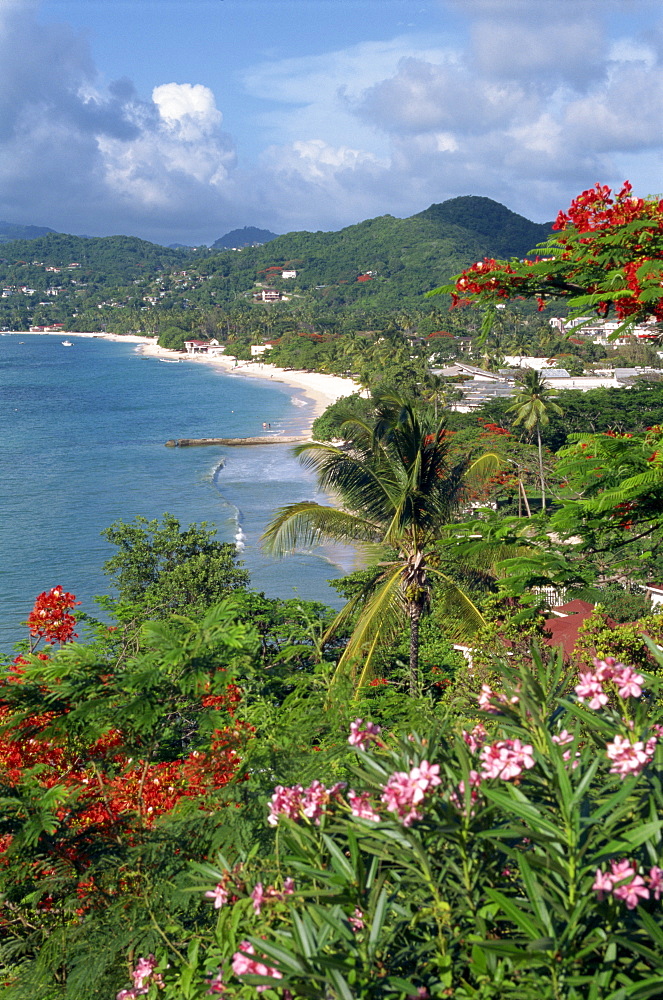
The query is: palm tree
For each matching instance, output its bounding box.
[262,394,500,695]
[507,369,563,512]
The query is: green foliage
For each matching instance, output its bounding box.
[264,393,497,694]
[160,645,663,1000]
[101,513,250,617]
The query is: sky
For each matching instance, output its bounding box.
[1,0,662,245]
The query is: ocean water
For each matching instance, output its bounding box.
[0,334,351,651]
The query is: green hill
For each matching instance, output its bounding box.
[0,221,57,244]
[211,226,279,249]
[201,196,554,306]
[0,233,190,283]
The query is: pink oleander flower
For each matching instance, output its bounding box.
[615,666,643,699]
[462,723,488,753]
[592,868,614,901]
[251,877,296,912]
[205,883,230,909]
[593,656,619,682]
[613,874,649,909]
[381,761,441,827]
[231,941,282,992]
[606,735,655,776]
[575,672,608,710]
[267,784,303,826]
[449,770,483,813]
[648,866,663,900]
[610,858,637,881]
[133,955,158,990]
[348,789,381,821]
[251,883,264,915]
[348,718,382,750]
[206,970,227,995]
[348,907,364,931]
[478,684,519,712]
[552,729,574,746]
[480,739,535,781]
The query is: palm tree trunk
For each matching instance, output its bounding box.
[408,598,422,696]
[537,425,546,512]
[519,477,532,517]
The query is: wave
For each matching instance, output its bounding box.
[290,395,308,408]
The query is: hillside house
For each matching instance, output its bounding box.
[281,270,297,279]
[253,289,282,302]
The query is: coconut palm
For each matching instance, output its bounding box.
[262,393,500,695]
[507,369,563,512]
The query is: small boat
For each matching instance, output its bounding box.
[62,340,73,347]
[159,358,181,363]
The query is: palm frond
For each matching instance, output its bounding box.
[328,565,405,693]
[261,502,380,556]
[427,568,487,640]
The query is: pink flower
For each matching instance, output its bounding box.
[348,719,382,750]
[478,685,499,712]
[283,877,295,894]
[575,672,608,710]
[206,970,227,995]
[231,941,256,976]
[592,868,613,901]
[606,735,654,776]
[348,790,381,821]
[615,666,643,699]
[613,875,649,909]
[552,729,574,746]
[267,784,303,826]
[610,859,636,881]
[648,866,663,900]
[205,883,230,909]
[132,955,157,990]
[231,941,282,992]
[381,761,441,827]
[348,907,364,931]
[480,739,535,781]
[449,770,483,813]
[462,723,487,753]
[477,684,518,713]
[251,883,264,915]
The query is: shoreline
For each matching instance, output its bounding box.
[18,330,360,430]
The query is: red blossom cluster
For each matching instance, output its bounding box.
[26,586,80,645]
[450,258,529,308]
[448,182,663,325]
[552,181,660,233]
[0,592,255,910]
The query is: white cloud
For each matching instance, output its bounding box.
[99,83,235,204]
[152,83,222,140]
[1,0,663,241]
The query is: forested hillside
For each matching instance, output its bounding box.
[0,220,57,244]
[0,196,553,333]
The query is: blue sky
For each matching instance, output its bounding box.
[1,0,662,244]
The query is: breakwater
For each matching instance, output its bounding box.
[166,435,309,447]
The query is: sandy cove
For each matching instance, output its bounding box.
[139,341,360,422]
[22,331,360,428]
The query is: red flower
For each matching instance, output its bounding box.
[26,587,80,644]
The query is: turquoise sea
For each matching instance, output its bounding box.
[0,334,350,651]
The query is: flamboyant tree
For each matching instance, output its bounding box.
[433,181,663,340]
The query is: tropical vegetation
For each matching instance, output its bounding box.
[2,181,663,998]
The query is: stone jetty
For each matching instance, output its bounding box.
[165,435,309,447]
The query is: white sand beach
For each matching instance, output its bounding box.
[23,331,359,428]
